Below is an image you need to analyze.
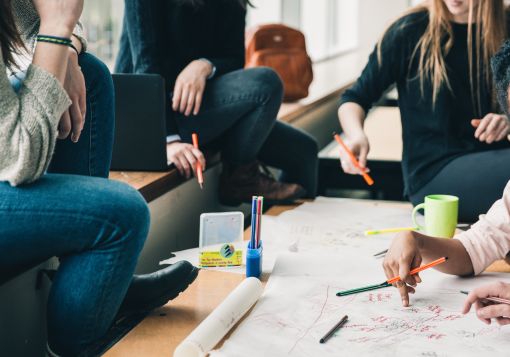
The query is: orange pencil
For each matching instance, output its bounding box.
[191,133,204,189]
[386,257,448,284]
[337,256,448,296]
[333,133,374,186]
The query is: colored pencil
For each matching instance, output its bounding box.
[249,196,257,249]
[319,315,348,344]
[386,257,448,284]
[364,227,419,236]
[337,257,448,296]
[373,249,388,257]
[255,197,261,248]
[460,291,510,305]
[256,196,264,248]
[333,133,374,186]
[191,133,204,189]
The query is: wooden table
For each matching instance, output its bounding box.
[105,203,510,356]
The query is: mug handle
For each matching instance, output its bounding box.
[412,203,426,232]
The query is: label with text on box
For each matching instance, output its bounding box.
[199,212,244,268]
[199,243,243,267]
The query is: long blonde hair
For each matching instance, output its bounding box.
[378,0,507,114]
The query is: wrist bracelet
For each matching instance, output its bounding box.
[36,34,72,47]
[69,43,80,56]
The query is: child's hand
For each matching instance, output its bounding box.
[462,281,510,325]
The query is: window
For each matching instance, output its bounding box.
[248,0,359,62]
[81,0,124,69]
[80,0,408,68]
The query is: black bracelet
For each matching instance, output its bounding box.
[69,43,80,56]
[36,34,72,47]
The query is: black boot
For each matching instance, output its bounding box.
[117,261,199,317]
[75,261,199,357]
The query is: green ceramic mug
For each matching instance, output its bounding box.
[412,194,459,238]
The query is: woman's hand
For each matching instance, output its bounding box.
[383,231,423,307]
[472,113,510,144]
[59,50,86,142]
[172,60,213,117]
[462,282,510,326]
[33,0,84,36]
[339,132,370,175]
[167,142,206,178]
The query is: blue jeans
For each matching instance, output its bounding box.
[173,68,319,197]
[115,1,319,197]
[2,53,150,355]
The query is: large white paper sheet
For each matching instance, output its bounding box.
[212,254,510,357]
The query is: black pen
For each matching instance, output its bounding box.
[319,315,348,344]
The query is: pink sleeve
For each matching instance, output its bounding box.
[455,182,510,275]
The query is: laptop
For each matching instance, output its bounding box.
[111,73,172,171]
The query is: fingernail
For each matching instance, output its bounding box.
[402,299,408,306]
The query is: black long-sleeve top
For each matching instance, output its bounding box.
[153,0,246,87]
[340,11,510,196]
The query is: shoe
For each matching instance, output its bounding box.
[219,161,307,206]
[117,260,199,317]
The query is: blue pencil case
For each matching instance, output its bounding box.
[246,241,263,278]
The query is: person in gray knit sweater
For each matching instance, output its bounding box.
[0,1,198,356]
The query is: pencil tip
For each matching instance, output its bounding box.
[445,256,449,260]
[199,183,204,189]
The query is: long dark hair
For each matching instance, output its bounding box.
[0,0,23,68]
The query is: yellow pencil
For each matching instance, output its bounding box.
[364,226,419,236]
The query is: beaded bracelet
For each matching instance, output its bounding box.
[36,34,72,47]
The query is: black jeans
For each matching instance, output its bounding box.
[410,148,510,223]
[172,68,319,197]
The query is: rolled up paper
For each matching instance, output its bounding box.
[174,277,263,357]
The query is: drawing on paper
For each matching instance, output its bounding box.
[212,254,510,357]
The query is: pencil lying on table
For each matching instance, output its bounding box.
[319,315,348,344]
[460,291,510,305]
[333,133,374,186]
[364,226,419,236]
[337,257,448,296]
[191,133,204,189]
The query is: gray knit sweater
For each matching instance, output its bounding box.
[0,51,71,186]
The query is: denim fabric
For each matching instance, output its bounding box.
[115,1,319,197]
[174,67,319,197]
[3,54,149,355]
[49,53,115,178]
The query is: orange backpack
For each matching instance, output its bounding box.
[245,24,313,102]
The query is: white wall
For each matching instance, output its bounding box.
[357,0,410,61]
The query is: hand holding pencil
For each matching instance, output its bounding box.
[334,133,374,186]
[462,282,510,326]
[382,231,425,307]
